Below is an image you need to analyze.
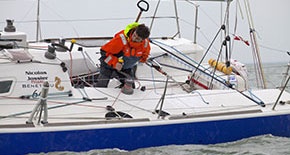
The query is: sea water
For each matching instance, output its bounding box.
[247,62,290,91]
[28,62,290,155]
[27,135,290,155]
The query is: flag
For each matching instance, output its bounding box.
[233,35,250,46]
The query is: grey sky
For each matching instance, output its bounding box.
[0,0,289,63]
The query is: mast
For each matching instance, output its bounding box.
[173,0,181,38]
[193,5,198,44]
[36,0,41,42]
[184,0,199,43]
[244,0,267,88]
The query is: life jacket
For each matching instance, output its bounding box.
[101,23,150,69]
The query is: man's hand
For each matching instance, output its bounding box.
[115,62,123,71]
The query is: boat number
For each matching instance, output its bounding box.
[31,90,41,99]
[55,77,64,91]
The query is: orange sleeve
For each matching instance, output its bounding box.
[101,31,126,67]
[103,54,119,68]
[101,34,125,55]
[139,39,151,63]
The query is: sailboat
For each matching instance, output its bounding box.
[0,0,289,154]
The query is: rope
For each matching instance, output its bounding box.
[0,99,99,119]
[80,78,154,113]
[259,44,289,54]
[190,90,209,104]
[111,90,122,107]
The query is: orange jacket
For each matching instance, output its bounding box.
[101,30,150,68]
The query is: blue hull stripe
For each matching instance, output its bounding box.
[1,114,290,155]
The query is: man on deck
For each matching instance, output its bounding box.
[95,22,151,88]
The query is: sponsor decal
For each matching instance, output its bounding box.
[22,70,65,91]
[55,77,64,91]
[22,70,50,88]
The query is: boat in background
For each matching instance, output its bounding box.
[0,0,289,154]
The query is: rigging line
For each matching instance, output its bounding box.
[259,44,289,53]
[16,0,36,26]
[264,78,278,89]
[227,36,232,63]
[38,1,80,39]
[251,46,262,88]
[33,18,132,23]
[158,62,192,73]
[79,78,154,113]
[198,30,220,55]
[252,31,266,88]
[190,90,209,104]
[246,89,264,104]
[178,18,194,28]
[262,64,289,69]
[68,51,75,86]
[150,65,161,95]
[147,65,177,95]
[150,39,227,86]
[0,100,90,119]
[82,50,95,72]
[150,39,265,106]
[29,60,64,66]
[248,29,260,87]
[232,0,242,38]
[149,0,161,31]
[222,1,230,32]
[157,76,169,118]
[281,63,290,87]
[151,39,198,65]
[231,1,239,56]
[71,50,95,83]
[209,42,225,89]
[36,0,42,41]
[192,25,224,77]
[152,39,225,84]
[77,88,89,99]
[244,0,266,88]
[250,32,264,89]
[223,1,231,63]
[111,90,122,107]
[17,45,47,51]
[184,0,198,7]
[169,92,266,110]
[9,16,177,24]
[236,0,244,19]
[272,75,290,110]
[43,116,108,120]
[144,16,179,20]
[186,103,263,115]
[39,98,107,109]
[173,0,181,38]
[197,2,220,28]
[146,61,190,92]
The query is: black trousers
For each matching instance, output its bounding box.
[95,62,135,88]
